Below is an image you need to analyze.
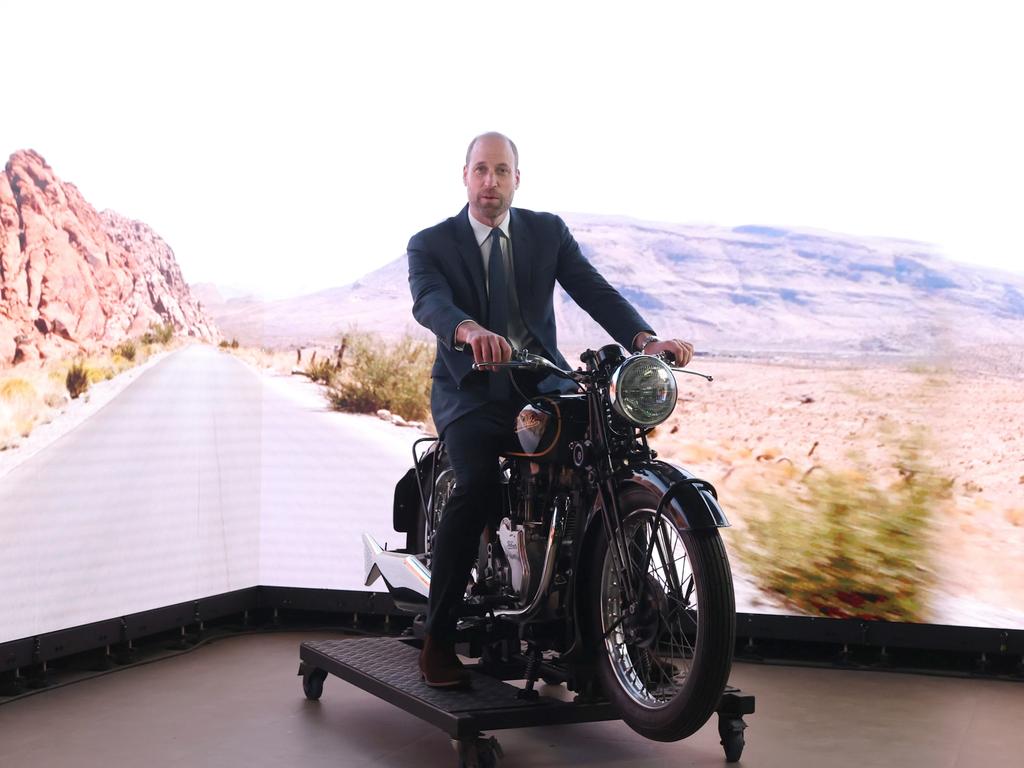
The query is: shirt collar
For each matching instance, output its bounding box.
[467,207,512,247]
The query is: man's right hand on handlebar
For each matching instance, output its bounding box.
[457,321,513,371]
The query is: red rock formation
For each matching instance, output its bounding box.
[0,150,217,366]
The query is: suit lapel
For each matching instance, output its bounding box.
[453,205,487,313]
[508,208,532,314]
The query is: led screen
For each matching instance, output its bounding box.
[2,3,1022,643]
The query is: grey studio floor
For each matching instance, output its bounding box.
[0,631,1020,768]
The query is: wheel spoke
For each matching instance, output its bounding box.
[601,506,711,708]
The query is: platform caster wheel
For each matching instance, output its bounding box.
[452,734,503,768]
[302,668,327,700]
[718,716,746,763]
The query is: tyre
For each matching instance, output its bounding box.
[588,486,735,742]
[409,447,456,559]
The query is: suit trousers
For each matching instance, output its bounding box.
[425,394,529,641]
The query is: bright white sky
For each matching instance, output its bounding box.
[2,0,1021,297]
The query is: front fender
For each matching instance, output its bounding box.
[620,460,730,530]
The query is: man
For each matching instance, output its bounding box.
[407,132,693,687]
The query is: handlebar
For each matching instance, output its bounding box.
[471,348,713,382]
[471,349,579,380]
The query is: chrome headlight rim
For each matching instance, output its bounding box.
[608,355,678,428]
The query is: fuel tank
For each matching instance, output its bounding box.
[506,395,588,465]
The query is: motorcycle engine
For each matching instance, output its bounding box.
[495,517,547,601]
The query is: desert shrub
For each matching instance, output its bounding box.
[142,322,174,345]
[114,339,137,361]
[66,361,90,399]
[231,338,239,348]
[733,435,949,622]
[87,364,116,383]
[325,332,432,421]
[0,378,40,439]
[219,339,231,348]
[305,357,338,385]
[0,378,36,403]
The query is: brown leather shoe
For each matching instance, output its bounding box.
[419,634,470,688]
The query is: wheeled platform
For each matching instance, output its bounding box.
[298,636,754,765]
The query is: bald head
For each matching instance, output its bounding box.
[466,132,519,170]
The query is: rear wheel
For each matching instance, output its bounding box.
[589,487,735,741]
[410,448,455,560]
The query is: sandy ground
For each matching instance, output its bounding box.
[648,355,1024,628]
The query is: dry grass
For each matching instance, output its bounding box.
[0,378,43,444]
[0,333,181,448]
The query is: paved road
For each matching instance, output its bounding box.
[0,346,413,643]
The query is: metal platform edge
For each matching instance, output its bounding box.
[299,638,620,738]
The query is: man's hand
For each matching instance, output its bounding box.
[637,335,694,367]
[457,321,513,370]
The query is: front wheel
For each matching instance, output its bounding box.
[588,487,735,742]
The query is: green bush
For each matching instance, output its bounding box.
[733,435,948,622]
[114,339,137,361]
[142,322,174,345]
[324,332,432,421]
[66,361,90,399]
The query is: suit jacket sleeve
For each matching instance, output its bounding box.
[407,230,474,351]
[553,216,654,349]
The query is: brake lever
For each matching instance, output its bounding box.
[652,352,714,381]
[671,368,714,382]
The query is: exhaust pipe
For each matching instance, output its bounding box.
[361,499,566,621]
[362,534,431,599]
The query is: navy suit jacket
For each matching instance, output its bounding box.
[408,205,653,436]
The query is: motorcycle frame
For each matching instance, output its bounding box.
[406,351,730,650]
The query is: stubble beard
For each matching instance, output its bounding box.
[473,192,510,224]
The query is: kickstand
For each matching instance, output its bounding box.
[517,644,542,700]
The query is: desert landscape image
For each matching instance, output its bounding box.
[2,149,1022,640]
[196,210,1024,629]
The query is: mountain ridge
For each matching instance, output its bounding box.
[200,213,1024,366]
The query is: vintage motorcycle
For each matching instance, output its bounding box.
[364,343,736,744]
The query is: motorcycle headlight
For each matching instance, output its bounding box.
[608,355,678,427]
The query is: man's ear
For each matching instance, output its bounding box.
[514,169,520,189]
[463,165,469,186]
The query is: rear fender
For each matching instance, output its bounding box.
[393,441,441,534]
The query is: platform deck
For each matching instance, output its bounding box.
[300,637,623,739]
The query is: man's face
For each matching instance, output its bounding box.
[464,136,519,225]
